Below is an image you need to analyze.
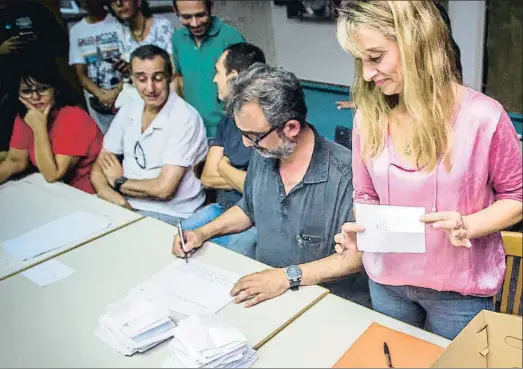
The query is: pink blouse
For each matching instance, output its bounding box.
[352,88,522,296]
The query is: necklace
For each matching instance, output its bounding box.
[132,15,146,42]
[404,139,412,156]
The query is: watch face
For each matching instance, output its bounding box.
[286,265,302,279]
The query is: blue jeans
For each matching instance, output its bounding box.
[135,209,184,226]
[368,279,494,339]
[94,111,114,134]
[182,203,257,258]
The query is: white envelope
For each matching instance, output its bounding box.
[355,203,426,253]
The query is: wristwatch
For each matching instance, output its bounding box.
[113,176,128,194]
[285,265,303,291]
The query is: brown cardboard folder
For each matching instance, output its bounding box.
[333,322,445,368]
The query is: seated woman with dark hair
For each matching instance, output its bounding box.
[0,60,103,193]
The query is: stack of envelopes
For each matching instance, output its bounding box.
[95,295,176,356]
[162,315,257,368]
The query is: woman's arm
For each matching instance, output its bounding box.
[32,126,78,183]
[464,200,522,239]
[465,113,522,238]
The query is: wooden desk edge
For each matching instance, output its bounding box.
[252,288,329,350]
[0,216,145,282]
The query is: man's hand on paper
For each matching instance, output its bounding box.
[421,211,472,248]
[172,230,204,258]
[99,152,123,188]
[230,269,290,308]
[334,222,365,254]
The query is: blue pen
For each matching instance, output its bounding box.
[177,221,188,263]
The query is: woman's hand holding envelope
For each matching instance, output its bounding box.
[420,211,472,248]
[334,222,366,254]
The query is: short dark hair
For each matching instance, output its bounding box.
[172,0,212,13]
[108,0,152,22]
[222,43,266,75]
[16,58,82,117]
[130,45,173,79]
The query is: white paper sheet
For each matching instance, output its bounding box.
[128,259,241,316]
[21,259,75,287]
[2,210,111,261]
[355,203,426,253]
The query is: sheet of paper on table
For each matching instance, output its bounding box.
[355,203,426,253]
[21,259,75,287]
[2,210,111,261]
[128,258,242,316]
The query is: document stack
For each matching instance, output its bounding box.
[162,315,258,368]
[95,295,176,356]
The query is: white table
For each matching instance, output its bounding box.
[253,293,451,368]
[0,217,327,368]
[0,174,141,281]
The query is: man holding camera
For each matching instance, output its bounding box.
[69,0,128,134]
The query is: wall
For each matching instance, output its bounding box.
[484,0,522,113]
[213,0,276,65]
[448,0,486,91]
[269,2,355,86]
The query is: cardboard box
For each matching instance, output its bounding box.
[432,310,522,368]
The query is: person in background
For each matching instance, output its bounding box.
[334,1,522,339]
[0,0,68,158]
[109,0,177,103]
[173,64,370,309]
[109,0,174,64]
[171,0,245,137]
[335,0,462,111]
[70,0,126,134]
[182,42,265,256]
[0,59,102,193]
[91,45,208,225]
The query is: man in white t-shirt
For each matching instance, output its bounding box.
[90,45,208,225]
[69,0,127,133]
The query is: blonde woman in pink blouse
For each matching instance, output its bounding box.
[334,1,522,339]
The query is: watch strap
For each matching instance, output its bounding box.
[114,176,128,194]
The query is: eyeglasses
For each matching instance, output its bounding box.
[19,85,53,98]
[134,141,146,169]
[241,126,280,146]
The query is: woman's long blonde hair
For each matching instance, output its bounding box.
[336,1,460,171]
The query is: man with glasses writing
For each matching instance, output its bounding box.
[171,0,245,138]
[173,64,371,308]
[90,45,208,225]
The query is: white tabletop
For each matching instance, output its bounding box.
[0,175,141,281]
[253,293,451,368]
[0,217,327,368]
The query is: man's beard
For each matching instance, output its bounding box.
[255,132,297,159]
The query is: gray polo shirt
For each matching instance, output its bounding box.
[236,128,370,306]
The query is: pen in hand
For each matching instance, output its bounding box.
[177,221,189,263]
[383,342,393,368]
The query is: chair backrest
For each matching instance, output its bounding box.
[496,231,523,315]
[334,125,352,150]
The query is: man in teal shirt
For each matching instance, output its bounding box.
[171,0,245,137]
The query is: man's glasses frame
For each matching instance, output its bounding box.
[134,141,146,169]
[241,125,279,146]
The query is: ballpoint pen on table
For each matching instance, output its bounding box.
[177,221,188,263]
[384,342,394,368]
